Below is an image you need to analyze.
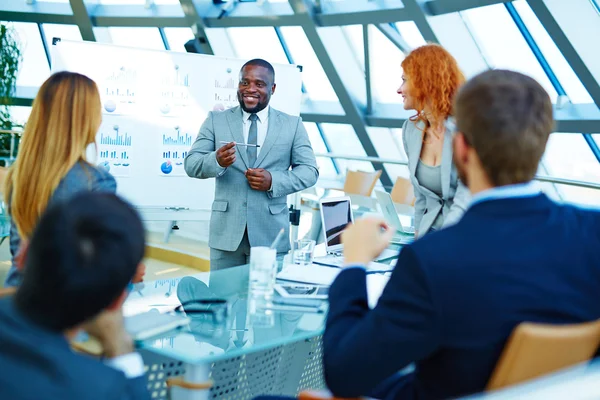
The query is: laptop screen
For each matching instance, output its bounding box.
[321,199,352,248]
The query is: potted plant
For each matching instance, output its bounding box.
[0,23,23,163]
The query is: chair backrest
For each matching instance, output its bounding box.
[487,319,600,391]
[343,170,382,197]
[390,177,415,206]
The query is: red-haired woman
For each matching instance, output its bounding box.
[398,44,470,237]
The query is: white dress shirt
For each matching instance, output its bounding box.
[242,105,270,157]
[216,106,270,176]
[470,181,541,207]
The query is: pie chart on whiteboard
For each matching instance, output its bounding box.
[161,161,173,174]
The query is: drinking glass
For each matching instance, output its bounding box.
[292,239,316,266]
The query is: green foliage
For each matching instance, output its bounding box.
[0,23,23,163]
[0,23,23,131]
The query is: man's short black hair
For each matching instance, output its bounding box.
[15,192,145,332]
[241,58,275,84]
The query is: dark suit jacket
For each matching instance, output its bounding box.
[324,194,600,400]
[0,298,150,400]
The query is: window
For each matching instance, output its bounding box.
[427,12,490,78]
[9,22,50,87]
[103,28,165,51]
[318,26,365,104]
[3,106,32,128]
[512,1,593,103]
[226,27,289,64]
[278,27,337,101]
[163,28,194,53]
[542,133,600,205]
[368,25,405,104]
[395,21,426,49]
[367,127,408,182]
[320,123,374,173]
[460,4,558,101]
[205,28,236,58]
[340,25,364,68]
[87,0,180,4]
[304,122,337,178]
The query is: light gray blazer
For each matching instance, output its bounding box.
[402,119,470,237]
[185,106,319,253]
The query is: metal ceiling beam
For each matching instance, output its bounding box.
[0,2,74,24]
[178,0,213,55]
[315,1,411,26]
[288,0,393,188]
[375,23,411,53]
[301,101,347,124]
[202,1,301,28]
[90,5,188,27]
[527,0,600,108]
[5,87,600,134]
[364,25,373,115]
[367,102,600,133]
[401,0,439,43]
[69,0,96,41]
[425,0,513,15]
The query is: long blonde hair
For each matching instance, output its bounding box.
[5,71,102,238]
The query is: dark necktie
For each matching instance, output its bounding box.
[247,113,258,167]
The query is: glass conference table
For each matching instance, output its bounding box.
[124,263,329,400]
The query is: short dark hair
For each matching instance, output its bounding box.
[454,69,554,186]
[241,58,275,83]
[15,193,145,331]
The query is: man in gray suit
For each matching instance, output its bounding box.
[185,59,319,270]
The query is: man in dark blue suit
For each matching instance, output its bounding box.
[0,193,150,400]
[324,70,600,400]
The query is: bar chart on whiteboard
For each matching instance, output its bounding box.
[97,125,133,177]
[102,66,138,115]
[159,126,193,177]
[156,65,193,117]
[212,67,238,112]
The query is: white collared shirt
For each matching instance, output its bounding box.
[242,106,269,157]
[470,181,541,207]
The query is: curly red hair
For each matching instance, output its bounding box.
[401,44,465,126]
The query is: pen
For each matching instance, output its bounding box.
[219,141,260,148]
[270,228,285,249]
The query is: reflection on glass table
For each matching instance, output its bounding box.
[124,264,326,365]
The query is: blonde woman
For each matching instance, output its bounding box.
[4,72,116,287]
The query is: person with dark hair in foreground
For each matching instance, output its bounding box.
[324,70,600,399]
[0,193,149,400]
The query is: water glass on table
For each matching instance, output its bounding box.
[248,246,277,302]
[292,239,316,266]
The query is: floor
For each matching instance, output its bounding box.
[0,232,210,285]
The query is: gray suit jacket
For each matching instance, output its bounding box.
[402,119,470,237]
[185,106,318,253]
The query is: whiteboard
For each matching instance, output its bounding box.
[51,39,302,220]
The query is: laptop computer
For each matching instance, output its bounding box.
[319,196,354,256]
[315,196,395,272]
[375,190,416,236]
